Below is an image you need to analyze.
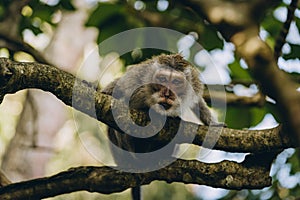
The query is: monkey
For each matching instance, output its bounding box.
[101,53,221,200]
[102,53,217,125]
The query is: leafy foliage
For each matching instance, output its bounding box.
[86,1,224,64]
[19,0,75,35]
[0,0,299,199]
[287,149,300,175]
[283,44,300,59]
[228,58,252,81]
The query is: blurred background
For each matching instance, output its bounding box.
[0,0,299,199]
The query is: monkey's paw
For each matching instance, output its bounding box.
[211,122,227,127]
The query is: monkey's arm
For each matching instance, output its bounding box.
[101,63,148,97]
[101,78,121,96]
[197,98,214,125]
[196,98,226,127]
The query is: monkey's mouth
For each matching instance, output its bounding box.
[158,102,172,110]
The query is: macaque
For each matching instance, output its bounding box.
[101,53,219,200]
[102,53,216,125]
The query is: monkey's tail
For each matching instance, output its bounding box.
[131,186,141,200]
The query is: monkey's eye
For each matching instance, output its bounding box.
[156,76,168,83]
[172,79,183,86]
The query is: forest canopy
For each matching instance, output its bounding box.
[0,0,299,199]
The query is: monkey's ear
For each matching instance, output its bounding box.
[183,67,192,77]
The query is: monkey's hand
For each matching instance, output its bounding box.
[211,122,227,127]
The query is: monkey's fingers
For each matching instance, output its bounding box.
[211,122,227,127]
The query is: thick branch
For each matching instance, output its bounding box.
[0,158,272,199]
[203,90,266,107]
[0,58,296,153]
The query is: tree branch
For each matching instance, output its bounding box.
[0,55,285,196]
[274,0,298,59]
[0,58,296,153]
[0,1,298,198]
[0,158,273,199]
[203,90,266,107]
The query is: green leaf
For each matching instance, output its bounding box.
[261,11,282,37]
[19,17,43,35]
[31,6,55,23]
[266,102,282,123]
[228,59,252,81]
[29,25,43,35]
[200,26,224,50]
[85,3,135,46]
[0,5,4,20]
[225,107,251,129]
[86,3,125,28]
[225,106,267,129]
[295,17,300,30]
[287,149,300,175]
[283,44,300,59]
[249,107,267,126]
[60,0,75,11]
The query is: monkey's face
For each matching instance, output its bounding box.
[147,68,188,116]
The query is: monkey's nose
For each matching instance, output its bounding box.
[164,88,170,97]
